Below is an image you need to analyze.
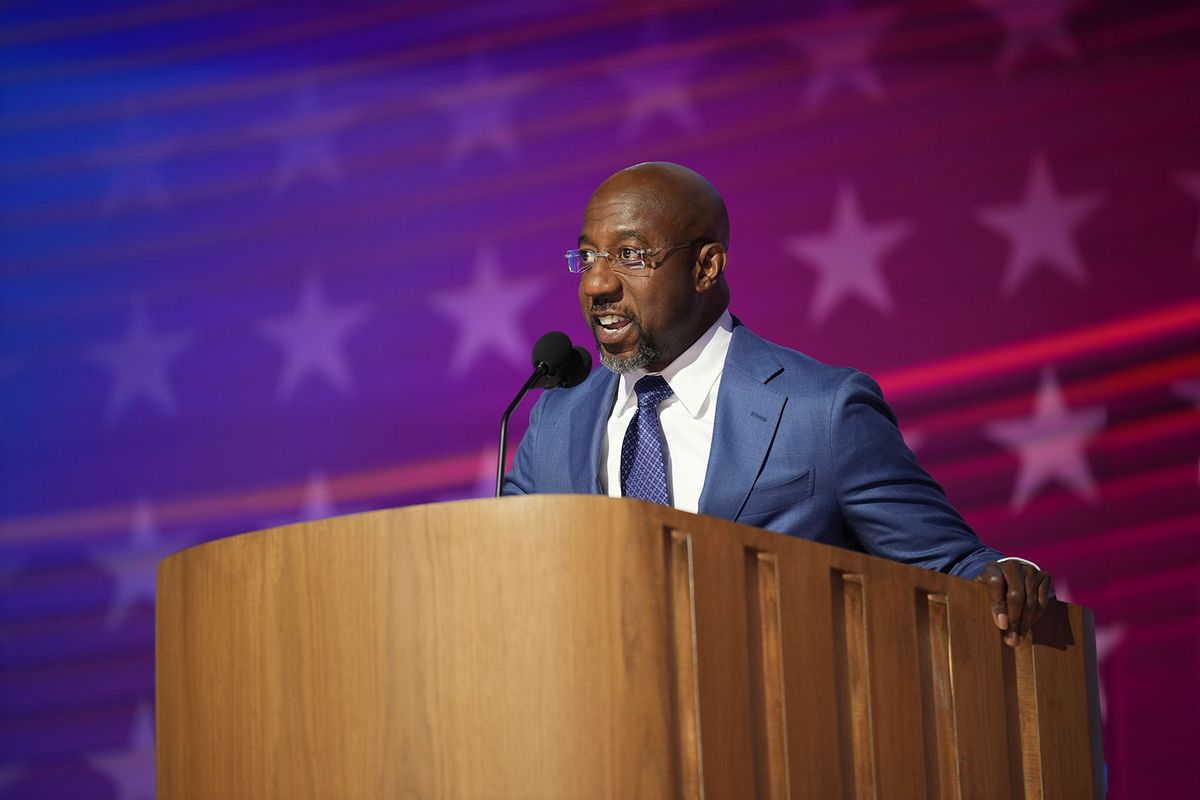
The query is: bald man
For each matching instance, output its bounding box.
[504,162,1052,646]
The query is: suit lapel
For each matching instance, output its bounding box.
[565,369,618,493]
[698,327,786,521]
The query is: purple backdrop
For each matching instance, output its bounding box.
[1,0,1198,797]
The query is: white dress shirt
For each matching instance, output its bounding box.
[599,311,734,513]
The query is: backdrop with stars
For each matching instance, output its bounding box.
[1,1,1197,797]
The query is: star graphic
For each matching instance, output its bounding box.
[783,183,912,324]
[610,52,703,140]
[266,86,357,192]
[259,272,369,400]
[985,367,1106,512]
[1173,379,1200,484]
[973,0,1083,78]
[300,470,337,521]
[90,704,155,800]
[0,354,19,435]
[783,4,896,113]
[1176,379,1200,408]
[976,153,1104,298]
[900,427,926,454]
[430,244,545,378]
[98,106,178,213]
[0,556,27,644]
[428,54,535,168]
[94,500,183,627]
[0,765,21,795]
[86,300,193,425]
[436,446,500,502]
[1174,171,1200,261]
[1055,583,1125,721]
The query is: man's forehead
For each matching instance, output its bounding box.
[583,185,672,230]
[578,227,649,246]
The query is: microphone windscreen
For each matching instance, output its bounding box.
[531,331,573,373]
[559,346,592,388]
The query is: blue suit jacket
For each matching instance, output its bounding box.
[503,323,1003,578]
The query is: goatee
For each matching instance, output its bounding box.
[592,317,659,374]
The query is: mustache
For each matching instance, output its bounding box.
[589,302,638,322]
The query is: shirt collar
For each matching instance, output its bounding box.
[615,310,734,417]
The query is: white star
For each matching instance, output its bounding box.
[259,272,369,400]
[986,367,1106,511]
[95,500,181,627]
[431,244,545,378]
[428,54,535,168]
[436,446,500,502]
[98,106,177,213]
[0,765,21,795]
[86,300,193,425]
[611,50,703,140]
[976,153,1104,297]
[1055,583,1125,721]
[300,470,337,521]
[0,556,26,643]
[784,183,912,324]
[1176,379,1200,407]
[265,86,356,192]
[1175,171,1200,262]
[783,5,896,113]
[974,0,1083,78]
[900,427,926,453]
[0,354,19,435]
[1174,379,1200,484]
[90,704,155,800]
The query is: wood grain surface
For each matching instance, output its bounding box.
[157,496,1103,799]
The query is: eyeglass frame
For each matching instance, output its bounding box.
[564,237,712,274]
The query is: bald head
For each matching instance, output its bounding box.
[593,162,730,249]
[577,162,731,374]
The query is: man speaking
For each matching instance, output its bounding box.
[503,162,1051,646]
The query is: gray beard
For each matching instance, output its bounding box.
[595,323,659,374]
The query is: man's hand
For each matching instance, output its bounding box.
[975,560,1054,647]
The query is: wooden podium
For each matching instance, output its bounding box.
[156,496,1104,799]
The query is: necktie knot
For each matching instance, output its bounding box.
[634,375,673,410]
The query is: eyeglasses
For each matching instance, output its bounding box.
[564,239,707,274]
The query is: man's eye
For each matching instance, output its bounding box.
[579,249,599,263]
[617,247,641,261]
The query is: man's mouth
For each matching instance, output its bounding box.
[592,311,635,344]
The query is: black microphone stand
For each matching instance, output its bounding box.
[495,366,547,497]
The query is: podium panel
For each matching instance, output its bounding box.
[157,496,1103,799]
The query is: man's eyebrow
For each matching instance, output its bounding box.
[615,228,647,243]
[578,229,647,247]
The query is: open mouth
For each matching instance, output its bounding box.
[592,312,634,344]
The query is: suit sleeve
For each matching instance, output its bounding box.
[501,392,545,496]
[831,370,1003,578]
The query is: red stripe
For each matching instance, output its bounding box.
[880,302,1200,396]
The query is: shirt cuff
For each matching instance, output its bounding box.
[998,556,1041,572]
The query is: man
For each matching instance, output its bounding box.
[504,162,1051,646]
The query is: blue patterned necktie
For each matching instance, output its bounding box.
[620,375,675,506]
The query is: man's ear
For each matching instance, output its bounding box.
[694,243,726,292]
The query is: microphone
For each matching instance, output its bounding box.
[561,346,592,388]
[496,333,592,497]
[529,332,574,387]
[535,344,591,389]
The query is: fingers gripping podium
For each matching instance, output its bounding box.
[156,496,1103,799]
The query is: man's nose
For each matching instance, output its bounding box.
[580,260,622,300]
